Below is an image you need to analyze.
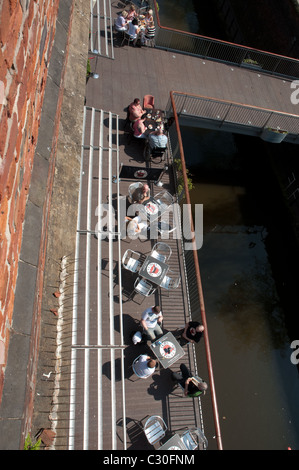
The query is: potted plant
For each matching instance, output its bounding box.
[241,58,262,70]
[174,157,194,196]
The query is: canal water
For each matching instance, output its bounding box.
[156,0,299,450]
[181,127,299,450]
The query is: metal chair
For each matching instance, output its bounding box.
[180,427,208,450]
[122,249,143,273]
[132,355,154,379]
[121,32,135,47]
[134,277,156,297]
[143,415,167,446]
[160,269,181,290]
[151,146,167,159]
[143,94,155,109]
[151,242,172,262]
[155,190,174,210]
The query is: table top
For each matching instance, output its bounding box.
[150,331,185,369]
[158,433,187,451]
[139,254,169,286]
[141,196,170,222]
[144,109,165,135]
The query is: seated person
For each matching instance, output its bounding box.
[144,9,153,25]
[145,20,156,42]
[171,364,208,397]
[133,355,156,378]
[131,183,150,203]
[127,17,140,44]
[115,11,128,31]
[181,321,204,345]
[148,127,168,149]
[128,98,145,122]
[126,4,137,20]
[132,117,147,139]
[125,211,148,238]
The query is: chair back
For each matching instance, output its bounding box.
[128,181,143,203]
[181,428,208,450]
[155,190,174,206]
[134,277,156,297]
[151,242,172,262]
[143,94,155,109]
[132,355,153,379]
[122,249,142,273]
[151,147,167,158]
[160,270,180,290]
[144,416,167,445]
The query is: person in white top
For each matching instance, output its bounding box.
[125,211,148,239]
[133,355,156,378]
[115,11,128,31]
[127,18,140,44]
[141,305,163,341]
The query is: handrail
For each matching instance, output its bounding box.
[150,0,299,79]
[169,91,223,450]
[168,91,299,140]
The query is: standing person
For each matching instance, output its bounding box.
[141,305,163,342]
[171,364,208,397]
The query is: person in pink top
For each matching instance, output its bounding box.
[128,98,145,122]
[133,117,147,138]
[126,4,137,20]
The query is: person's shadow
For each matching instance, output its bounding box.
[146,368,175,400]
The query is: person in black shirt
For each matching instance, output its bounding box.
[171,364,208,397]
[180,321,204,346]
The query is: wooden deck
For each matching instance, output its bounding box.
[66,1,299,451]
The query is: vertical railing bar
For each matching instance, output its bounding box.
[108,111,116,449]
[68,105,87,450]
[96,0,101,56]
[97,109,104,450]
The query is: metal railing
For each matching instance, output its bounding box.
[167,94,223,451]
[149,0,299,79]
[166,91,299,143]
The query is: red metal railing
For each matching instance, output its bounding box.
[169,91,223,450]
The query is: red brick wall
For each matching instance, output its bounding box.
[0,0,60,401]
